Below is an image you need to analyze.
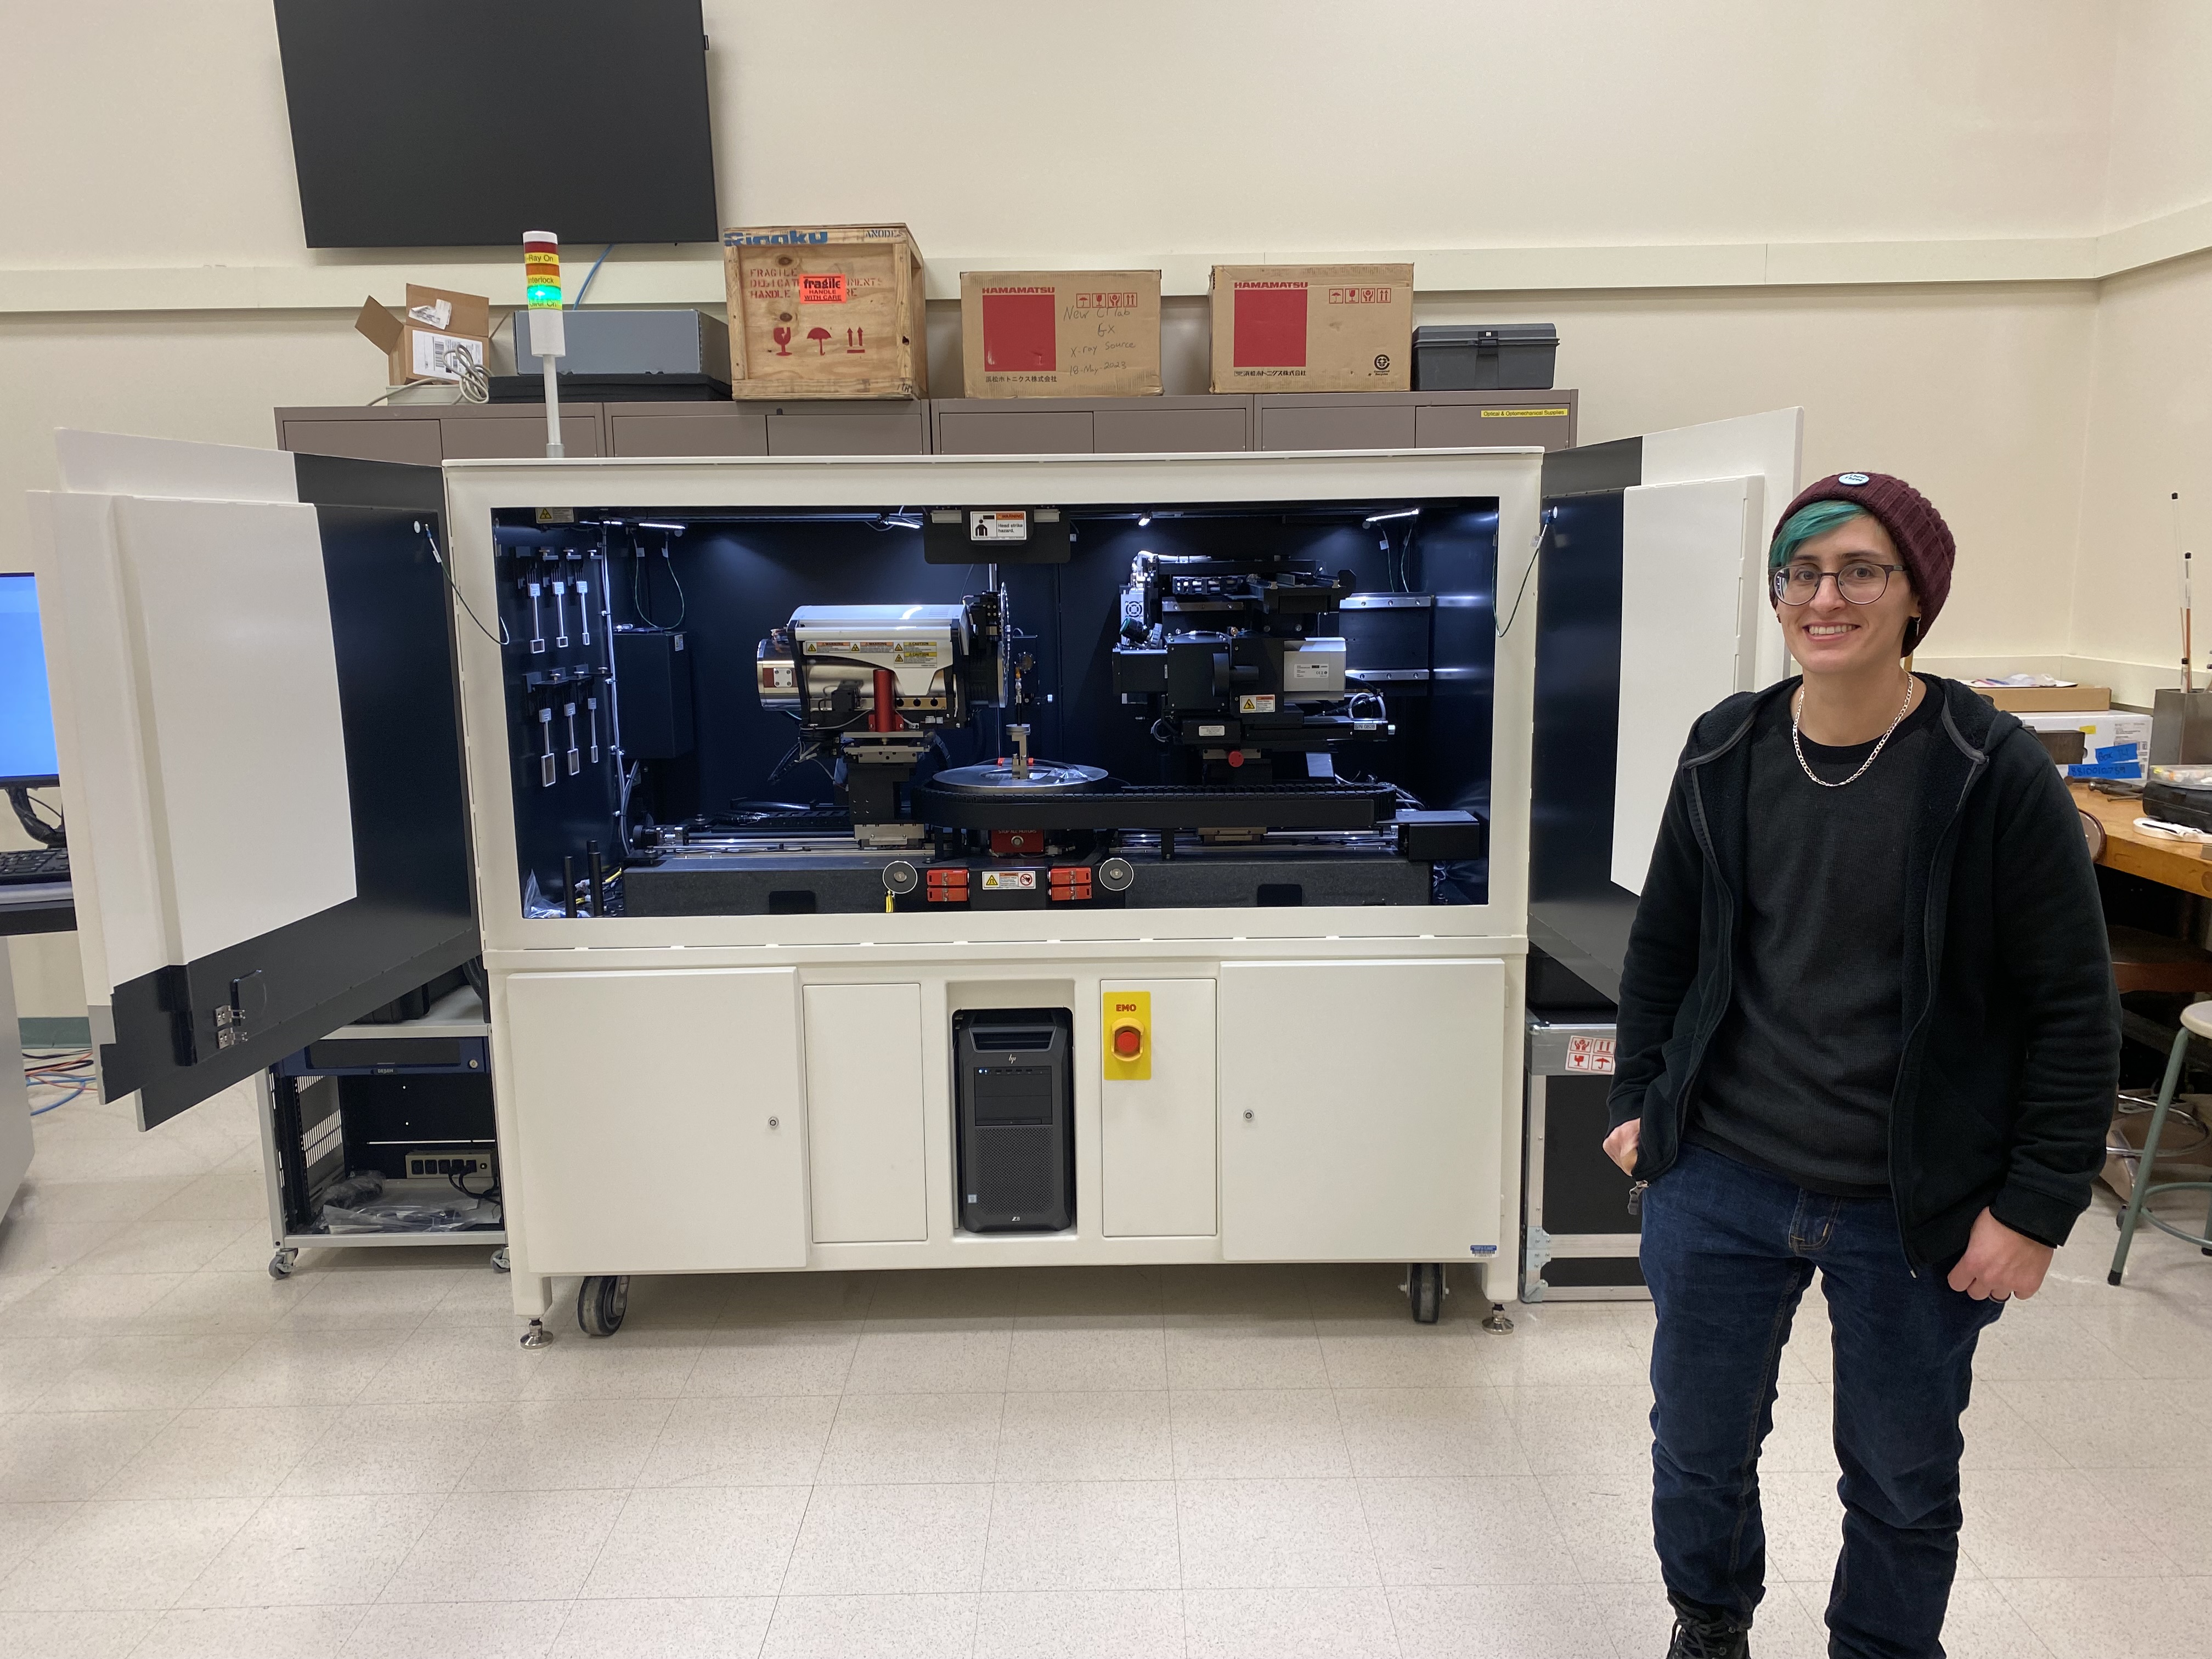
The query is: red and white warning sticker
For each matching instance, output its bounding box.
[1565,1035,1615,1074]
[979,870,1037,891]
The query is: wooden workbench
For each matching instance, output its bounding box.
[2073,782,2212,895]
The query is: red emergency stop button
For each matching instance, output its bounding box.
[1112,1024,1144,1059]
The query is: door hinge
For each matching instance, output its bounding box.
[1522,1229,1557,1283]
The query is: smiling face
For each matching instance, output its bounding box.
[1774,514,1921,676]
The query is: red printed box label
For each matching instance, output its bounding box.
[1565,1035,1616,1074]
[1327,286,1395,304]
[1074,291,1138,308]
[981,289,1056,372]
[1232,283,1308,368]
[798,273,848,303]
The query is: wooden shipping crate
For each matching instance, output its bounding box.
[723,224,928,400]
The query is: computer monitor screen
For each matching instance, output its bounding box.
[272,0,719,249]
[0,573,60,788]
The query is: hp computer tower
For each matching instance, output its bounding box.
[955,1008,1074,1232]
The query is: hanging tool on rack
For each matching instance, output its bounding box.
[586,694,601,764]
[537,706,556,786]
[526,577,545,654]
[562,701,580,776]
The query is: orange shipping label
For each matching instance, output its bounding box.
[798,273,848,303]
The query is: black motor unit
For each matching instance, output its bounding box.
[954,1008,1074,1233]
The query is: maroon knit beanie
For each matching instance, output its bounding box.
[1775,471,1956,648]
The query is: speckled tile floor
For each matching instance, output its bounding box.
[4,1075,2210,1658]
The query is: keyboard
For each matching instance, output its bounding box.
[0,847,69,885]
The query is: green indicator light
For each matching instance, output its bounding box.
[527,286,562,308]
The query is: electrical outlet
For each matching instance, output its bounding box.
[405,1150,496,1180]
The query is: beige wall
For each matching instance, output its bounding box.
[0,2,2122,272]
[2069,251,2212,685]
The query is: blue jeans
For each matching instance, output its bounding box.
[1640,1143,2003,1659]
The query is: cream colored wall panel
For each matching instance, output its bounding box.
[1219,958,1505,1262]
[2068,250,2212,676]
[1101,979,1217,1239]
[505,968,805,1274]
[803,982,928,1244]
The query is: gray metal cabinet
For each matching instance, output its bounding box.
[1255,391,1578,453]
[933,397,1253,456]
[607,403,769,457]
[274,413,444,466]
[438,408,603,459]
[277,404,605,462]
[757,402,930,456]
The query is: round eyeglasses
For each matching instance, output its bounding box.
[1771,561,1905,606]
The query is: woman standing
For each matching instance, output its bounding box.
[1602,473,2119,1659]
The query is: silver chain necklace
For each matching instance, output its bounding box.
[1791,676,1916,789]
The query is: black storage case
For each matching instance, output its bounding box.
[955,1008,1075,1232]
[1413,324,1559,391]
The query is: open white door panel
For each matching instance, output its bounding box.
[1611,475,1764,895]
[28,432,477,1128]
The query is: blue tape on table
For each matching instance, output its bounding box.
[2095,742,2142,763]
[2066,761,2145,780]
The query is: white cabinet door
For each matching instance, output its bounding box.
[804,983,928,1243]
[505,968,806,1274]
[1612,476,1764,894]
[1101,978,1218,1238]
[1219,959,1506,1262]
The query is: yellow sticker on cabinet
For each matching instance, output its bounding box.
[1102,989,1152,1081]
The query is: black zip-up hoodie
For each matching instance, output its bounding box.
[1606,675,2120,1266]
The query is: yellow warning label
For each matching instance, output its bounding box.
[1479,408,1570,419]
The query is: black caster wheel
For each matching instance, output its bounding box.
[1407,1262,1443,1324]
[578,1274,629,1338]
[268,1248,298,1280]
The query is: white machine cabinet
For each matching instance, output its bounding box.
[36,437,1553,1338]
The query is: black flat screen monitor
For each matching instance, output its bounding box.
[273,0,718,249]
[0,573,60,788]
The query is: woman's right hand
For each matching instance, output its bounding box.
[1602,1119,1641,1177]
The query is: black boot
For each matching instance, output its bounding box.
[1665,1607,1749,1658]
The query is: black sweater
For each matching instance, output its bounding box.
[1691,688,1942,1197]
[1607,675,2120,1264]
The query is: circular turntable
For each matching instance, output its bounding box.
[929,760,1111,795]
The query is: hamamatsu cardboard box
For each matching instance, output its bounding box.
[1209,263,1414,393]
[960,270,1163,398]
[354,285,492,386]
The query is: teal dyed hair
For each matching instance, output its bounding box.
[1768,499,1871,571]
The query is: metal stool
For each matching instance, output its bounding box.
[2108,956,2212,1285]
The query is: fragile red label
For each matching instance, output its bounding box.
[1327,286,1394,304]
[1074,291,1138,309]
[982,289,1057,373]
[798,273,848,303]
[1565,1035,1616,1074]
[1233,284,1307,368]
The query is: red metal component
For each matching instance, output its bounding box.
[991,830,1045,856]
[867,667,904,732]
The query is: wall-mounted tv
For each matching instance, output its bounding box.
[273,0,719,249]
